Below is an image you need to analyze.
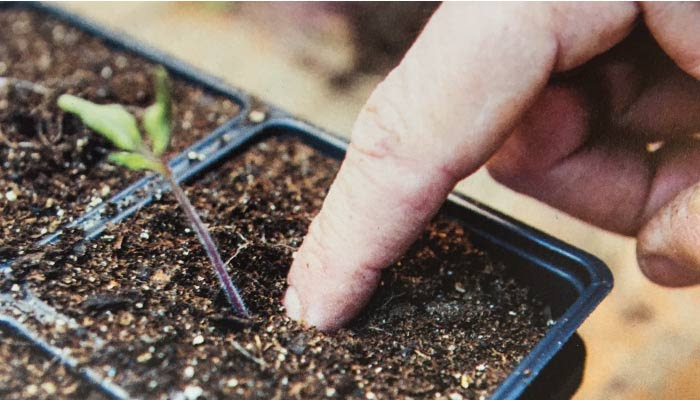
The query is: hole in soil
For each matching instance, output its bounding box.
[9,132,552,399]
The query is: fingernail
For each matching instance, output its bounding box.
[638,255,700,287]
[283,286,303,321]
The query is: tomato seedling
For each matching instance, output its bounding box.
[57,67,250,317]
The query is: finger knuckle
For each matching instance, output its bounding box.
[351,78,410,160]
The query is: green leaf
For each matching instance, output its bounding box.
[57,94,142,151]
[143,66,171,156]
[143,104,169,156]
[108,152,164,174]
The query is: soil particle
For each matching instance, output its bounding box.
[8,136,549,399]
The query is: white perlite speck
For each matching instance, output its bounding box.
[448,393,463,400]
[88,196,102,207]
[100,185,111,197]
[183,385,203,400]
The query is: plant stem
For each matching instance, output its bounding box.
[160,161,250,317]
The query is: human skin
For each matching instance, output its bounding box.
[283,2,700,331]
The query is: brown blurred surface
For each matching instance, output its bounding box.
[58,3,700,399]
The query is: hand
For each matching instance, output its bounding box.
[283,2,700,331]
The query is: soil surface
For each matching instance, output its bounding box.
[0,7,240,263]
[0,326,105,400]
[8,136,549,399]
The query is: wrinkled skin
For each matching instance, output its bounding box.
[283,2,700,331]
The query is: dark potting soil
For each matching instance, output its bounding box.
[0,8,240,262]
[0,327,106,400]
[8,136,550,399]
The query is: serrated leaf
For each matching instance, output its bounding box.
[143,66,171,156]
[108,152,164,174]
[57,94,142,151]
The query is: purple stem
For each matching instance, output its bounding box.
[162,164,250,317]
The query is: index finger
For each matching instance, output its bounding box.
[284,2,638,331]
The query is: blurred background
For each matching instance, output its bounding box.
[60,3,700,399]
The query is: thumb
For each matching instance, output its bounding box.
[634,3,700,286]
[637,184,700,287]
[284,3,635,331]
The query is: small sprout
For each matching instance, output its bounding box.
[57,67,250,318]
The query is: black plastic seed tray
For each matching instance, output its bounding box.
[0,3,613,400]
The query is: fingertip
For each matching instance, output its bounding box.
[636,184,700,287]
[283,285,302,322]
[637,254,700,288]
[284,240,383,332]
